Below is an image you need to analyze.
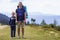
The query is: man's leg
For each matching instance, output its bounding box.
[17,22,20,38]
[22,22,24,38]
[18,27,20,37]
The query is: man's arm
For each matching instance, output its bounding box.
[15,13,18,23]
[16,13,17,21]
[24,12,26,23]
[15,9,18,23]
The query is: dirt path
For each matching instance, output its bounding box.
[0,25,8,29]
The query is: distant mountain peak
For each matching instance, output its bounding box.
[0,13,9,25]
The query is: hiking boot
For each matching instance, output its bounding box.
[22,36,24,39]
[18,36,20,39]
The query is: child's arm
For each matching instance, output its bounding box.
[9,18,11,25]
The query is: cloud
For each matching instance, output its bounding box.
[23,0,60,15]
[11,0,24,2]
[0,0,18,13]
[0,0,60,15]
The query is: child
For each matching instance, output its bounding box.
[9,12,16,38]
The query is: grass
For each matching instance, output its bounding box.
[0,25,60,40]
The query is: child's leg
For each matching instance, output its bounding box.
[10,27,13,37]
[13,26,16,37]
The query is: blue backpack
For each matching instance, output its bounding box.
[23,6,28,19]
[17,6,28,19]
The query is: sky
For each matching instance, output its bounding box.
[0,0,60,16]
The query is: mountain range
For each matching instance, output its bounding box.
[26,12,60,25]
[0,12,60,25]
[0,13,9,25]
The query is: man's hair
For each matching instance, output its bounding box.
[19,2,22,3]
[18,2,22,5]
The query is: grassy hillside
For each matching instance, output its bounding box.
[0,25,60,40]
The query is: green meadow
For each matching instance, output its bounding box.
[0,25,60,40]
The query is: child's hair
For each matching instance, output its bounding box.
[11,12,15,16]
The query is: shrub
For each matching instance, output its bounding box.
[55,26,60,31]
[49,24,55,28]
[42,25,50,28]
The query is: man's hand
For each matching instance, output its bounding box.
[16,20,18,24]
[23,20,26,24]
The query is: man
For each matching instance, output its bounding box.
[16,2,26,39]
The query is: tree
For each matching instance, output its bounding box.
[26,21,30,25]
[31,18,36,24]
[49,24,54,28]
[54,19,57,27]
[40,19,46,26]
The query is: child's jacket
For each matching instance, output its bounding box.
[9,16,16,26]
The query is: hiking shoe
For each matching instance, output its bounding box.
[22,36,24,39]
[10,37,13,40]
[18,36,20,39]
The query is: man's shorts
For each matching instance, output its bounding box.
[17,21,24,28]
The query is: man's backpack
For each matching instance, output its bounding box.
[23,6,28,19]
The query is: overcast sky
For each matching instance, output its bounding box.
[0,0,60,15]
